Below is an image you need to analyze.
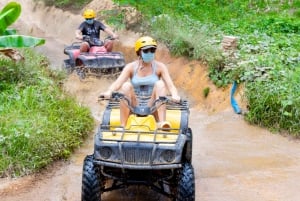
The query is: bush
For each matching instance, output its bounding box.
[0,49,94,177]
[245,68,300,136]
[36,0,92,10]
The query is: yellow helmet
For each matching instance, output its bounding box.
[135,36,157,54]
[83,9,96,19]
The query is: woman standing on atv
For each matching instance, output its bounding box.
[100,36,180,129]
[75,9,118,52]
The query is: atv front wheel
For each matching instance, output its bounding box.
[175,163,195,201]
[63,59,74,74]
[81,155,102,201]
[75,67,86,80]
[183,128,193,163]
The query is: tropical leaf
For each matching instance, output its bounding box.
[0,2,21,35]
[0,35,45,47]
[3,28,17,35]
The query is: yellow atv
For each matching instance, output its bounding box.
[81,92,195,201]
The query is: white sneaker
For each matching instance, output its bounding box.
[158,121,171,131]
[114,127,124,131]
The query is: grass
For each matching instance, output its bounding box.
[245,67,300,135]
[36,0,93,10]
[0,49,94,177]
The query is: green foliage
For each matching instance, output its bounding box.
[36,0,92,9]
[0,0,91,178]
[245,68,300,136]
[257,17,299,34]
[0,35,45,47]
[203,87,210,98]
[149,14,224,63]
[3,28,16,35]
[99,9,126,30]
[0,49,94,177]
[0,1,21,35]
[0,2,45,48]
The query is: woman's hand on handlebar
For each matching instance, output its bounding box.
[171,94,181,103]
[98,90,112,101]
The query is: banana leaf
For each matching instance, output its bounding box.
[0,35,45,47]
[0,2,21,35]
[4,28,17,35]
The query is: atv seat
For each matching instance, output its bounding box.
[125,114,156,131]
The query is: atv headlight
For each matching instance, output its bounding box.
[161,150,175,163]
[100,147,112,159]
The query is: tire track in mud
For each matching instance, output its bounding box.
[1,1,300,201]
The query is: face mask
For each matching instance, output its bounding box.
[141,52,155,63]
[86,19,94,25]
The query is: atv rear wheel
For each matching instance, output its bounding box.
[175,163,195,201]
[81,155,102,201]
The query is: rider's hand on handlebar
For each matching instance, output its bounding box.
[98,90,112,101]
[111,34,119,40]
[171,94,181,103]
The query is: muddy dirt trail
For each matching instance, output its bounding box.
[1,1,300,201]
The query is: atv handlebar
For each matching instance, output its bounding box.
[82,35,116,46]
[98,92,182,116]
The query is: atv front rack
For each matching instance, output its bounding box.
[100,125,181,143]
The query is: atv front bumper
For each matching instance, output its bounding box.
[94,129,187,170]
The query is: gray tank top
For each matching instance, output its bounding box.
[131,62,159,102]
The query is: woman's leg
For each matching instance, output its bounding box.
[119,82,136,127]
[151,80,167,122]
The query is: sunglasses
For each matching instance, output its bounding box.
[142,47,156,53]
[85,18,94,20]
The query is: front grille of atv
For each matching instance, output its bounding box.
[123,148,151,164]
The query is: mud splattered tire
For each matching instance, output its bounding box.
[176,163,195,201]
[63,59,74,74]
[81,155,101,201]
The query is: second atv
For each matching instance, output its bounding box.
[63,36,125,79]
